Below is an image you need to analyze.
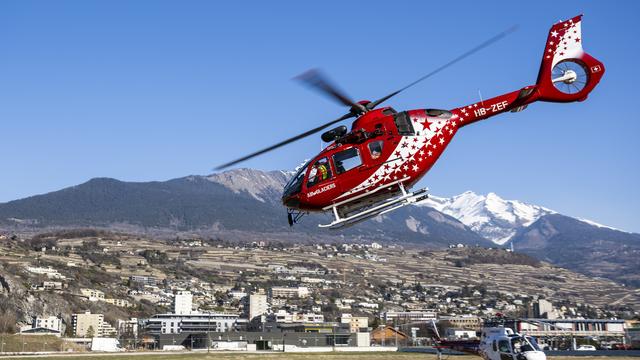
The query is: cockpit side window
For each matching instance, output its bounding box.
[307,157,332,188]
[368,140,384,160]
[333,147,362,174]
[511,338,523,353]
[498,340,511,353]
[393,111,415,135]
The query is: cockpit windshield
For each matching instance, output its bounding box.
[511,336,541,353]
[283,161,309,198]
[525,336,541,351]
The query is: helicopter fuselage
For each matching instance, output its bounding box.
[281,15,605,220]
[282,86,539,212]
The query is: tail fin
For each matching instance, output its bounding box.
[535,15,604,102]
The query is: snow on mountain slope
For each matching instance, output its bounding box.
[577,218,625,232]
[206,168,288,202]
[418,191,555,245]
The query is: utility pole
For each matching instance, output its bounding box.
[332,325,336,352]
[395,326,398,348]
[394,319,398,348]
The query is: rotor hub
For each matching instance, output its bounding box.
[562,69,577,84]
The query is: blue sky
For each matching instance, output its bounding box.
[1,1,638,232]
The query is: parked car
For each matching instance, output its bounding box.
[576,345,596,351]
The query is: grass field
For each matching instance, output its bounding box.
[0,335,64,353]
[1,353,639,360]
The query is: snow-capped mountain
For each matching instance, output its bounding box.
[418,191,555,245]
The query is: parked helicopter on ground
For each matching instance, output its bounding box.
[432,318,547,360]
[217,15,604,229]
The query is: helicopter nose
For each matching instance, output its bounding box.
[282,194,301,208]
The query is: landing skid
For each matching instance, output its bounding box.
[319,180,428,229]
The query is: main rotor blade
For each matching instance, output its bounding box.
[215,112,354,170]
[367,25,518,110]
[295,69,365,112]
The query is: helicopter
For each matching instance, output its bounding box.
[431,318,547,360]
[217,15,604,229]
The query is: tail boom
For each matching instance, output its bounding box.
[454,15,604,127]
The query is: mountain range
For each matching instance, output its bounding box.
[419,191,554,245]
[0,168,638,286]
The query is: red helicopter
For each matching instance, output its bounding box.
[217,15,604,229]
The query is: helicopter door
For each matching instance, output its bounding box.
[498,339,514,360]
[305,157,339,200]
[332,146,365,193]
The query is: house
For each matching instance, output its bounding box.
[270,286,309,299]
[383,310,437,324]
[31,281,64,291]
[370,326,408,346]
[117,318,139,337]
[340,314,369,333]
[20,315,65,337]
[80,288,105,301]
[25,266,65,279]
[129,275,157,286]
[105,298,133,307]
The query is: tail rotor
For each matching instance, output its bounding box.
[536,15,604,102]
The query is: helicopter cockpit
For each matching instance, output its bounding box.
[481,326,545,360]
[511,335,541,353]
[282,161,309,205]
[494,335,544,360]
